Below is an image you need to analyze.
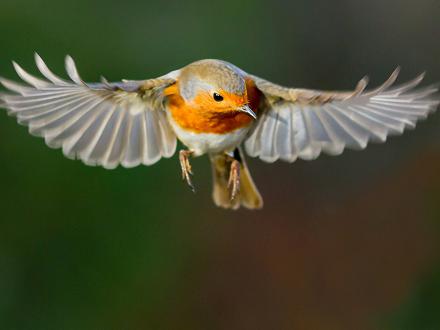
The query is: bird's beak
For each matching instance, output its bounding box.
[238,105,257,120]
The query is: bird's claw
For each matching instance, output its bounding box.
[228,160,240,201]
[179,150,195,192]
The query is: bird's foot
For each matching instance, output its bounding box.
[179,150,195,192]
[228,159,241,201]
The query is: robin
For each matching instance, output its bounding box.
[0,54,438,209]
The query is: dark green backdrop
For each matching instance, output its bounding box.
[0,0,439,329]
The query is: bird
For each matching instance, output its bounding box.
[0,54,438,210]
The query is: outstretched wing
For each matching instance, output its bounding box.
[0,54,178,169]
[245,68,439,163]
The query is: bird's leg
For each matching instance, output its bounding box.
[227,151,241,201]
[179,150,195,192]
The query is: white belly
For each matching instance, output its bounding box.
[167,112,251,156]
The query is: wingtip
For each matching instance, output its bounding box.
[412,71,426,85]
[64,54,75,71]
[12,61,28,78]
[64,54,85,85]
[34,52,43,67]
[354,75,369,95]
[11,60,20,71]
[34,52,44,66]
[390,66,401,80]
[363,68,401,96]
[11,61,26,79]
[361,75,370,83]
[64,54,74,64]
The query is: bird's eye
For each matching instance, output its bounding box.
[213,93,224,102]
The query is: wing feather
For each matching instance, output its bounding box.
[144,110,162,165]
[292,105,310,158]
[259,109,278,162]
[34,53,70,86]
[0,54,177,168]
[66,102,114,159]
[246,70,438,162]
[273,105,291,160]
[123,111,144,168]
[12,61,52,88]
[86,106,122,166]
[155,109,177,158]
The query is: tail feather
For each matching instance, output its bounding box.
[210,148,263,210]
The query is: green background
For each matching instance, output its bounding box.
[0,0,439,329]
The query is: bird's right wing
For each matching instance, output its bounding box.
[0,54,179,169]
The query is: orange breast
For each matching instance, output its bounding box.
[165,78,262,134]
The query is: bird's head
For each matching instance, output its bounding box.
[175,60,257,119]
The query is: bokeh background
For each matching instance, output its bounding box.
[0,0,439,329]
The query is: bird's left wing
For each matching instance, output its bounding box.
[0,54,178,169]
[245,68,439,163]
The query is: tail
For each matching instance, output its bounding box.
[210,148,263,210]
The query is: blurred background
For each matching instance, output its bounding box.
[0,0,439,329]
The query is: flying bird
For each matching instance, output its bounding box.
[0,54,438,209]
